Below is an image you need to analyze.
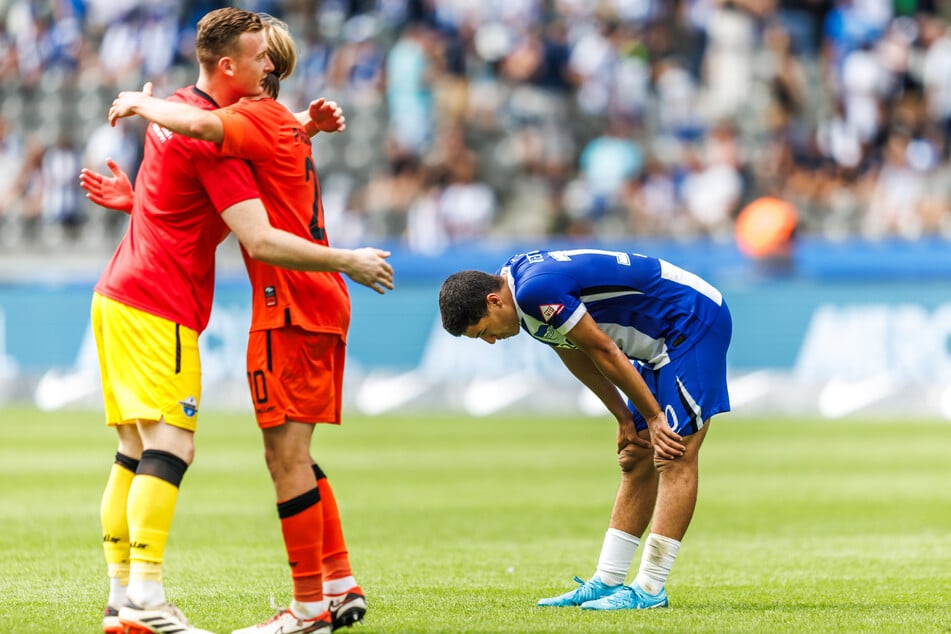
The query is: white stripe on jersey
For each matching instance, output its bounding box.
[559,303,587,334]
[659,259,722,305]
[581,290,644,303]
[600,322,670,368]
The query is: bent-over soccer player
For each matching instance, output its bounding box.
[438,248,731,610]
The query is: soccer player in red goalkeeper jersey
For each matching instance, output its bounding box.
[92,15,389,634]
[81,9,392,634]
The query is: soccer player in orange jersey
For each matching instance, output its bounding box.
[96,16,384,634]
[82,9,392,634]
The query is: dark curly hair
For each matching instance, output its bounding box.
[438,270,503,336]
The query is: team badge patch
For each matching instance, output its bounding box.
[179,396,198,417]
[539,304,564,322]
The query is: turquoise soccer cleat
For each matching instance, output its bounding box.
[536,575,624,607]
[580,582,669,610]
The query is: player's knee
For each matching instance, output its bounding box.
[653,447,696,473]
[653,453,676,472]
[618,445,648,473]
[263,445,310,480]
[263,444,278,471]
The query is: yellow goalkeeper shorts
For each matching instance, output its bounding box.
[91,292,202,432]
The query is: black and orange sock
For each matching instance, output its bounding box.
[312,463,353,581]
[279,487,324,603]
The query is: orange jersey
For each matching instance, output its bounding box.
[213,99,350,336]
[96,86,259,333]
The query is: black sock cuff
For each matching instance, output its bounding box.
[137,449,188,488]
[312,463,327,482]
[115,452,140,473]
[277,487,321,519]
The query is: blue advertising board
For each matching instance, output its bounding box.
[1,237,950,414]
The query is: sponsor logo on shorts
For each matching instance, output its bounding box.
[178,396,198,417]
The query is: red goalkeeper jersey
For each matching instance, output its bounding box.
[95,86,259,333]
[213,98,350,336]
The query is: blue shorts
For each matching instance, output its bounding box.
[629,302,732,436]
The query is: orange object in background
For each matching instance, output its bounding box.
[735,196,798,258]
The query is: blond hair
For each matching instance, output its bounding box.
[260,15,297,99]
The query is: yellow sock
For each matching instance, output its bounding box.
[101,455,137,606]
[126,474,179,608]
[127,474,179,568]
[125,449,188,608]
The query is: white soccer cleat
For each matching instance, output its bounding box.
[231,607,332,634]
[118,602,216,634]
[102,605,123,634]
[328,586,367,630]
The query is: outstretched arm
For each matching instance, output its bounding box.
[221,198,394,294]
[295,98,346,137]
[110,82,224,143]
[112,85,345,143]
[79,158,134,213]
[564,313,685,459]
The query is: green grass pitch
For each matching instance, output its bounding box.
[1,406,950,633]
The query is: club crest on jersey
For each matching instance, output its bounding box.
[179,396,198,417]
[539,304,564,322]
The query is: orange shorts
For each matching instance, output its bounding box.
[245,328,346,429]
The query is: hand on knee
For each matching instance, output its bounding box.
[653,450,698,475]
[652,452,676,473]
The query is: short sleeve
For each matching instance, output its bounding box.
[212,101,275,162]
[515,273,585,333]
[190,139,258,212]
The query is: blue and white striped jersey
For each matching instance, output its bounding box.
[500,248,724,369]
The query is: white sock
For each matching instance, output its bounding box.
[595,528,640,586]
[126,578,165,609]
[291,599,330,619]
[107,577,127,608]
[634,533,680,595]
[324,575,357,597]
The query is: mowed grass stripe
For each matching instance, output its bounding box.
[0,407,949,632]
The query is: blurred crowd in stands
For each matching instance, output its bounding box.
[1,0,950,255]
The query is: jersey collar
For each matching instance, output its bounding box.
[191,85,219,109]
